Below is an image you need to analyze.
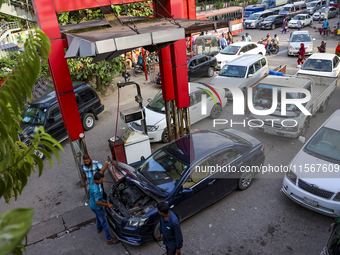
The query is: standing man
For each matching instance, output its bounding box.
[157,202,183,255]
[323,18,329,35]
[220,33,227,49]
[245,32,252,42]
[82,155,110,199]
[89,172,119,245]
[297,17,302,31]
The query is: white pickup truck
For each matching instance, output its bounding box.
[249,73,337,138]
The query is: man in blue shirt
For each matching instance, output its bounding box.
[89,172,119,244]
[323,18,329,35]
[157,202,183,255]
[82,155,110,199]
[220,33,227,50]
[138,53,144,65]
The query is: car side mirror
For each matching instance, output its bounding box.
[239,52,244,55]
[48,117,55,124]
[140,156,145,162]
[248,74,253,77]
[179,188,193,195]
[216,71,219,74]
[147,98,152,103]
[298,136,306,144]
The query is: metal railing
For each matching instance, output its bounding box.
[4,0,33,12]
[0,21,20,41]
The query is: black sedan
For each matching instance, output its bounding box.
[105,129,265,245]
[259,14,287,29]
[156,54,217,85]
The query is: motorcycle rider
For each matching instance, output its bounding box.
[241,35,246,42]
[273,34,279,45]
[265,33,272,55]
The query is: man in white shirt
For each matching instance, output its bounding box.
[245,33,252,42]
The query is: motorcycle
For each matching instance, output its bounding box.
[132,58,155,77]
[258,38,279,54]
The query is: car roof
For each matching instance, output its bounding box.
[309,0,320,3]
[324,110,340,130]
[29,82,91,106]
[307,53,335,60]
[254,10,273,15]
[162,130,253,165]
[227,54,265,66]
[291,30,310,35]
[190,54,209,60]
[295,14,309,16]
[230,42,255,47]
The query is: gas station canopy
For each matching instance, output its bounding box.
[61,17,228,63]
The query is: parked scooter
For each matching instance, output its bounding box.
[258,38,279,54]
[132,57,155,76]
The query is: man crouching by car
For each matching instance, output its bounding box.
[157,202,183,255]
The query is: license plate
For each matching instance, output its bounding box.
[303,196,318,207]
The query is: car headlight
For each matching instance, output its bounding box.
[126,217,149,228]
[286,170,297,184]
[147,125,159,132]
[334,193,340,202]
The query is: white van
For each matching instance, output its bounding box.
[210,54,269,99]
[306,0,324,14]
[279,1,307,17]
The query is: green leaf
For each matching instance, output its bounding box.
[0,176,5,197]
[0,208,34,255]
[17,169,28,188]
[31,155,44,177]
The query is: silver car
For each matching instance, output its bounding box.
[287,31,315,56]
[312,6,338,20]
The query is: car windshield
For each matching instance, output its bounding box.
[22,106,47,125]
[244,11,252,17]
[281,6,292,12]
[307,2,317,6]
[301,59,332,72]
[304,127,340,162]
[146,91,165,113]
[291,34,311,42]
[138,144,190,194]
[219,65,247,78]
[221,45,241,55]
[248,13,260,20]
[320,7,326,13]
[265,16,276,21]
[293,15,304,20]
[253,84,301,113]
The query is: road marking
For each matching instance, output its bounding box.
[266,49,288,58]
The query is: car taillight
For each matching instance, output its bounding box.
[99,99,102,105]
[262,145,265,153]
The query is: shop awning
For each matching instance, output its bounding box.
[61,17,228,63]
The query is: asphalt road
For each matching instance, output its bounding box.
[8,22,340,255]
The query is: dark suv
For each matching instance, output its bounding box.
[20,82,104,154]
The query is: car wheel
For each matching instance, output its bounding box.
[34,145,46,160]
[238,171,253,190]
[271,24,275,29]
[209,104,222,119]
[83,113,95,131]
[300,119,309,137]
[153,222,161,240]
[258,52,263,55]
[207,67,214,77]
[161,129,169,143]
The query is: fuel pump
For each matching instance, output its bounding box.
[108,81,151,166]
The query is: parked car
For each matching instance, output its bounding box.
[215,42,266,70]
[188,54,217,81]
[297,53,340,77]
[282,109,340,217]
[20,82,104,158]
[313,6,338,20]
[259,14,286,29]
[211,54,269,99]
[288,14,313,28]
[244,10,274,28]
[306,0,324,14]
[106,129,265,245]
[129,83,227,143]
[287,30,314,56]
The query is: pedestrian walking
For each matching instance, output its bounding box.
[89,172,119,245]
[322,18,329,35]
[295,43,305,68]
[282,18,288,34]
[220,33,227,49]
[297,18,302,31]
[335,41,340,56]
[245,32,252,42]
[82,155,110,199]
[157,202,183,255]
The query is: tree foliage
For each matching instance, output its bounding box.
[0,29,63,254]
[111,1,154,17]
